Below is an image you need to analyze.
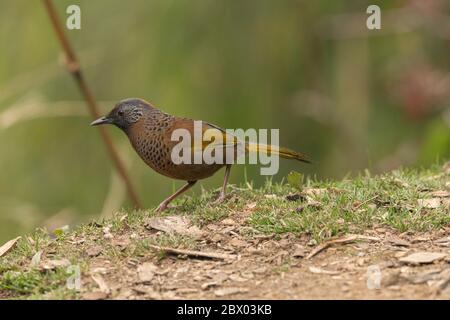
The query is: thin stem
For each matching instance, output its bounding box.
[42,0,142,208]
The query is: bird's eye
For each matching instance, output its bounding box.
[118,111,124,117]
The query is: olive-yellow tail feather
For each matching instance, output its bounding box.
[246,142,311,164]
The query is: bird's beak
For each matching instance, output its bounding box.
[90,116,112,126]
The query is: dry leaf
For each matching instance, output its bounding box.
[292,245,306,258]
[132,285,162,299]
[417,198,441,208]
[137,262,157,283]
[245,202,257,210]
[210,233,226,243]
[30,250,42,268]
[429,190,450,197]
[111,237,130,249]
[240,272,254,280]
[387,236,410,247]
[306,199,322,208]
[214,287,248,297]
[308,266,340,275]
[0,236,21,257]
[221,218,236,226]
[229,274,249,282]
[86,246,102,257]
[229,238,247,248]
[145,216,203,238]
[411,236,431,243]
[201,282,219,290]
[91,274,110,294]
[253,267,267,274]
[399,252,447,265]
[304,188,327,198]
[405,269,442,284]
[83,291,108,300]
[41,259,70,270]
[435,236,450,244]
[91,267,108,274]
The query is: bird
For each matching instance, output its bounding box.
[91,98,310,212]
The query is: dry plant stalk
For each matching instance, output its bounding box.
[42,0,142,208]
[149,245,236,260]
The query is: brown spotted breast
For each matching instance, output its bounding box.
[126,109,225,181]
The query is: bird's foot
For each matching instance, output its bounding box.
[155,203,167,213]
[155,202,176,213]
[213,192,227,205]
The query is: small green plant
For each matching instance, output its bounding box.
[287,171,304,191]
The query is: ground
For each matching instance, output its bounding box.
[0,163,449,299]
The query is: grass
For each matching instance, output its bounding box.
[176,164,449,240]
[0,164,448,299]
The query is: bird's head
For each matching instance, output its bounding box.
[91,98,148,131]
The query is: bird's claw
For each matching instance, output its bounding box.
[155,203,176,213]
[213,193,227,205]
[155,203,167,213]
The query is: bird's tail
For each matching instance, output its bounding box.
[245,142,311,164]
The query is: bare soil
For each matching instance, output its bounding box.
[79,215,450,300]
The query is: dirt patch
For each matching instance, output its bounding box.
[0,289,19,299]
[79,216,450,300]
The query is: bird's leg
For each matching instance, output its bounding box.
[156,181,197,212]
[214,164,232,204]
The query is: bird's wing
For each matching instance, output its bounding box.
[165,118,240,151]
[203,122,240,149]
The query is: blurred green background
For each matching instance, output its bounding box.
[0,0,449,242]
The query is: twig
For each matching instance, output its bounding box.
[41,0,142,208]
[306,234,380,259]
[0,236,21,257]
[149,245,235,260]
[354,195,379,209]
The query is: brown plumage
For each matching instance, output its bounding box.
[91,98,309,212]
